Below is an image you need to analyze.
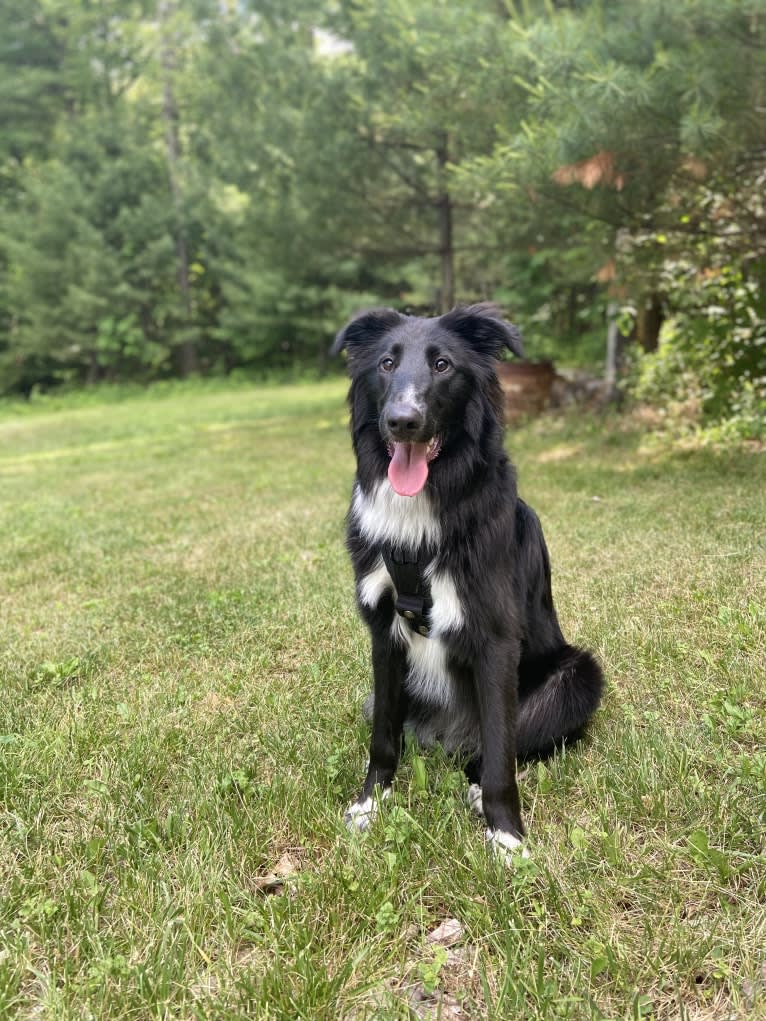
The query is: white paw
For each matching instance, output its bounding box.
[344,787,391,832]
[467,783,484,818]
[486,827,530,862]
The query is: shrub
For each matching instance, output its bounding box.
[628,263,766,441]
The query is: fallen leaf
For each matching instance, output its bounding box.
[274,852,300,877]
[253,873,284,894]
[253,851,301,894]
[426,918,464,948]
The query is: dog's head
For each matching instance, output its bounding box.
[333,304,524,496]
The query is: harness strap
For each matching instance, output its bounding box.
[382,547,433,637]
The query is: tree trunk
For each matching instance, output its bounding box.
[636,292,664,352]
[159,0,198,377]
[436,135,454,314]
[86,350,101,385]
[605,300,620,389]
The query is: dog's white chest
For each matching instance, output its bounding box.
[396,569,464,705]
[355,482,464,708]
[352,481,441,549]
[394,619,453,705]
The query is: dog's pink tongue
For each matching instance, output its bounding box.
[388,442,429,497]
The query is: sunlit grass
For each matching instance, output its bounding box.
[1,380,764,1019]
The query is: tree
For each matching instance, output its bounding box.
[2,112,178,388]
[308,0,525,313]
[0,0,763,408]
[461,1,766,308]
[0,0,214,388]
[157,0,199,376]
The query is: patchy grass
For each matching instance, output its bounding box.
[0,380,764,1020]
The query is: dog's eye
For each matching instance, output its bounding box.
[434,358,451,373]
[379,357,395,372]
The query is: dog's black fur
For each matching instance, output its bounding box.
[334,303,603,846]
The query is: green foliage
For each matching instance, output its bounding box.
[2,128,177,388]
[630,286,766,441]
[0,5,67,164]
[459,0,766,385]
[0,0,764,412]
[417,945,448,995]
[625,165,766,437]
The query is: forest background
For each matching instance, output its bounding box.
[1,0,764,437]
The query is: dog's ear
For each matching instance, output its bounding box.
[440,303,524,359]
[331,308,405,357]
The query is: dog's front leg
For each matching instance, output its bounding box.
[473,640,529,859]
[344,628,408,832]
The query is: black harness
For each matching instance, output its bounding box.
[382,547,433,637]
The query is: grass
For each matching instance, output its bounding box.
[0,379,764,1020]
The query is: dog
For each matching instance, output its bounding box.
[332,303,604,858]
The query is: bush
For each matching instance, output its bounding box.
[628,263,766,441]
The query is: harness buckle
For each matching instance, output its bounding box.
[395,593,424,619]
[383,547,433,638]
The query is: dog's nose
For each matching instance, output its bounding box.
[386,403,424,438]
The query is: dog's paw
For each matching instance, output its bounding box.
[466,783,484,818]
[486,827,530,863]
[344,787,391,832]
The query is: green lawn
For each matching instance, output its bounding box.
[0,380,764,1020]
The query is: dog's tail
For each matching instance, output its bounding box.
[516,644,604,759]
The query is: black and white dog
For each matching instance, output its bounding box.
[333,304,603,858]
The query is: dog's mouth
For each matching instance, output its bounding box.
[385,435,442,497]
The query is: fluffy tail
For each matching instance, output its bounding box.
[516,644,604,759]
